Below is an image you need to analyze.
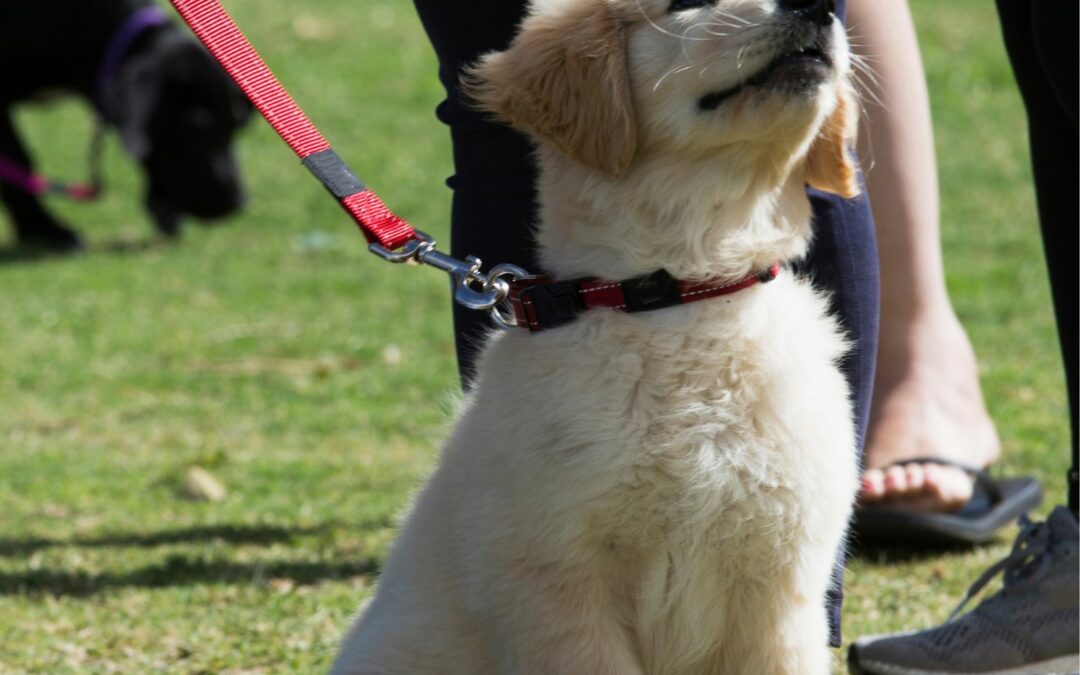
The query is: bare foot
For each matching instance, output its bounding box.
[862,306,1001,512]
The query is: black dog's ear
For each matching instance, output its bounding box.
[169,39,253,127]
[110,54,162,160]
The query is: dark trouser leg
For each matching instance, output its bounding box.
[413,0,539,387]
[801,186,879,647]
[995,0,1079,512]
[414,0,877,647]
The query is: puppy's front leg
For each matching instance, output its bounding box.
[758,598,833,675]
[490,566,644,675]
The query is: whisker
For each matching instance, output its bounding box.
[702,17,749,31]
[851,63,882,91]
[848,54,885,107]
[652,52,718,91]
[712,8,754,27]
[632,1,717,42]
[736,44,749,69]
[848,64,887,110]
[653,63,694,91]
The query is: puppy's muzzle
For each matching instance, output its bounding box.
[777,0,837,27]
[697,1,838,112]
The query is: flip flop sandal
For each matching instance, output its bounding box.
[852,457,1044,546]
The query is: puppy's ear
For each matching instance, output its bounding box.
[464,1,636,177]
[805,82,860,198]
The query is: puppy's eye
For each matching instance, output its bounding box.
[669,0,714,12]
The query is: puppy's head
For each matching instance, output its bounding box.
[466,0,858,197]
[112,31,252,234]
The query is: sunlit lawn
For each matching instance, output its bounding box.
[0,0,1067,672]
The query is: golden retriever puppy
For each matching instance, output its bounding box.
[333,0,859,672]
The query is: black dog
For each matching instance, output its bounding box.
[0,0,251,250]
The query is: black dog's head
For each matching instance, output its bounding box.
[110,30,252,235]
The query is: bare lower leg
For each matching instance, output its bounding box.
[865,306,1001,509]
[849,0,1000,511]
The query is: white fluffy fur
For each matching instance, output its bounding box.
[333,1,859,673]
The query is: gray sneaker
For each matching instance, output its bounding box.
[848,506,1079,675]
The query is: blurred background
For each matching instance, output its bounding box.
[0,0,1067,671]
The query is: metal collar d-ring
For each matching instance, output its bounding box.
[371,231,535,328]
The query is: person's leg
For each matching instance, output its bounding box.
[801,0,881,647]
[995,0,1078,513]
[849,3,1079,671]
[415,0,878,648]
[413,0,538,387]
[848,0,1001,513]
[803,186,879,648]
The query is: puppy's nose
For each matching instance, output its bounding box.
[778,0,836,26]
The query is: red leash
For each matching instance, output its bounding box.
[169,0,525,318]
[170,0,529,319]
[169,0,413,252]
[168,0,778,331]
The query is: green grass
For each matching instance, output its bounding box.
[0,0,1068,672]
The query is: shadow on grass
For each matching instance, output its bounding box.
[0,242,79,265]
[0,554,381,597]
[0,520,392,597]
[0,523,334,557]
[0,236,172,265]
[96,236,175,255]
[849,538,981,564]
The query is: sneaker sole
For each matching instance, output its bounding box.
[852,653,1080,675]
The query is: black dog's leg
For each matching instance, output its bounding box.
[0,110,83,251]
[146,196,183,238]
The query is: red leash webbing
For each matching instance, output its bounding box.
[508,265,781,332]
[169,0,415,251]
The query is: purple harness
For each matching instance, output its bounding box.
[0,6,170,201]
[96,6,171,110]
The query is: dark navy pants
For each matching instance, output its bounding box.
[995,1,1079,513]
[413,0,878,647]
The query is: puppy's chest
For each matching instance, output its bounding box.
[576,295,850,545]
[601,349,783,537]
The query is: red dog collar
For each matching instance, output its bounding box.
[507,264,781,332]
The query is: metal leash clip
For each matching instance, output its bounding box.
[370,231,531,329]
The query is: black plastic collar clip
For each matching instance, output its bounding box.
[520,280,585,331]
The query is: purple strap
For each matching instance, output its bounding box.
[0,156,99,200]
[0,7,165,199]
[0,157,47,195]
[96,6,171,107]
